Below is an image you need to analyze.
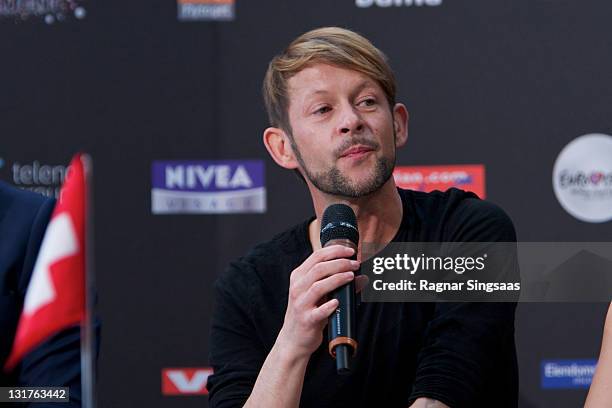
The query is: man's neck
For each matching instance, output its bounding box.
[307,180,403,261]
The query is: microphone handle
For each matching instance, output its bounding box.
[324,238,358,375]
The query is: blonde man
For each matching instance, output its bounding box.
[208,27,518,408]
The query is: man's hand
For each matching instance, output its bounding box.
[243,244,367,408]
[276,244,366,360]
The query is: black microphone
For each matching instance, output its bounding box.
[320,204,358,375]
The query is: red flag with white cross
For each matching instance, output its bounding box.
[4,154,86,371]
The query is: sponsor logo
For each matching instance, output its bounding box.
[162,367,213,395]
[541,359,596,389]
[177,0,234,22]
[0,0,86,24]
[151,160,266,214]
[0,158,69,198]
[356,0,442,8]
[553,133,612,223]
[393,164,485,198]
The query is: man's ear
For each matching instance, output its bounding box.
[263,127,299,170]
[392,103,409,148]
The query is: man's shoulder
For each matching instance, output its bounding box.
[0,181,54,220]
[0,181,56,250]
[0,181,56,288]
[399,186,478,210]
[399,187,516,241]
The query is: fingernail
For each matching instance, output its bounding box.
[350,260,360,267]
[345,271,354,279]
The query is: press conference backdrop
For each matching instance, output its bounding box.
[2,1,612,407]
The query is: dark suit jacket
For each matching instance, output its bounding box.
[0,181,82,406]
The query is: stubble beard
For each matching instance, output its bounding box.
[290,132,396,198]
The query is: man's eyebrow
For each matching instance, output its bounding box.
[304,81,377,99]
[304,89,330,98]
[301,90,330,114]
[353,80,378,94]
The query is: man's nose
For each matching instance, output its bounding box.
[338,104,364,135]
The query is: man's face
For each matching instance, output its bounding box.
[285,63,398,198]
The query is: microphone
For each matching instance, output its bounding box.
[320,204,358,375]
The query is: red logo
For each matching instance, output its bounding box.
[393,165,486,198]
[161,367,213,395]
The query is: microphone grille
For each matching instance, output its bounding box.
[320,204,359,247]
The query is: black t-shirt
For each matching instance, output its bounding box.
[208,188,518,408]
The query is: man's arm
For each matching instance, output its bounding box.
[241,330,310,408]
[244,245,369,408]
[209,245,363,408]
[408,196,518,407]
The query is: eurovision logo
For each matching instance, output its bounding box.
[151,160,266,214]
[393,165,485,198]
[553,133,612,223]
[541,359,596,389]
[177,0,235,22]
[162,367,213,395]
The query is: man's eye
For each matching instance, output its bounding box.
[314,106,331,115]
[359,98,376,107]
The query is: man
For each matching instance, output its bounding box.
[0,181,82,406]
[208,27,517,407]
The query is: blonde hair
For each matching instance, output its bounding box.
[263,27,397,133]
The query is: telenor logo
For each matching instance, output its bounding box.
[0,159,69,198]
[541,359,596,389]
[393,165,485,198]
[162,367,213,395]
[151,160,266,214]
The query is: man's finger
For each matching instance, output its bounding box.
[303,271,355,307]
[300,245,355,273]
[303,258,359,288]
[310,298,340,324]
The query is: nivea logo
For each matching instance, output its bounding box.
[165,165,253,190]
[152,160,264,192]
[151,160,266,214]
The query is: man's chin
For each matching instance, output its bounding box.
[333,177,387,198]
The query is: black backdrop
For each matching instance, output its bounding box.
[2,1,612,406]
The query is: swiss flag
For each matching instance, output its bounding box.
[4,154,87,371]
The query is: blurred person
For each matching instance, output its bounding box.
[0,180,82,406]
[585,303,612,407]
[208,27,518,408]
